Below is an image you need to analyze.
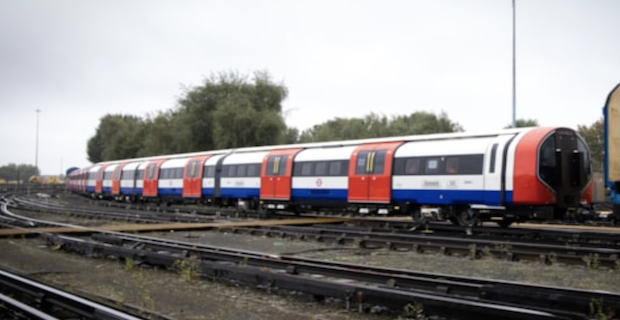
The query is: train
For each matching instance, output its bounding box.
[67,126,593,227]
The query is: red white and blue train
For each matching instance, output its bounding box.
[67,126,593,226]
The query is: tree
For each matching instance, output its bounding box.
[298,111,462,143]
[578,117,604,171]
[503,118,539,129]
[0,163,39,182]
[87,114,146,162]
[177,71,288,150]
[139,111,178,156]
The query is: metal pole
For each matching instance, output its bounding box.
[35,109,40,174]
[512,0,517,128]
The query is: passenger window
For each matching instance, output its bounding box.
[302,163,313,176]
[237,165,246,177]
[405,158,420,175]
[316,162,327,176]
[204,166,215,178]
[425,158,440,174]
[446,158,459,174]
[329,161,341,176]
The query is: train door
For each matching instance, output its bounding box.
[348,142,403,203]
[111,162,128,196]
[95,164,109,195]
[183,155,212,198]
[260,149,302,200]
[143,159,166,198]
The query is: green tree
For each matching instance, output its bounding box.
[139,111,178,156]
[87,114,146,162]
[298,111,462,143]
[177,71,288,150]
[389,111,463,136]
[503,118,539,129]
[578,117,604,171]
[0,163,39,182]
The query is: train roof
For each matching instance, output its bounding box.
[91,127,562,167]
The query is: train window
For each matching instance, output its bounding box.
[356,151,370,175]
[539,137,558,188]
[224,165,236,177]
[104,171,113,180]
[425,158,440,174]
[489,144,498,173]
[279,156,288,175]
[204,166,215,178]
[372,150,387,174]
[137,170,144,180]
[314,162,326,176]
[446,158,459,174]
[176,168,184,179]
[160,169,168,179]
[248,164,261,177]
[122,170,135,180]
[405,158,421,175]
[237,165,247,177]
[187,161,197,178]
[267,156,288,176]
[301,162,313,176]
[329,161,342,176]
[146,164,156,179]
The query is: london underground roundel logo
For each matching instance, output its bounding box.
[316,178,323,187]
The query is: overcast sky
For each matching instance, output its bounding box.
[1,0,619,176]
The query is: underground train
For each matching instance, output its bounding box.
[67,126,593,227]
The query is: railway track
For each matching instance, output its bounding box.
[5,194,620,268]
[217,224,620,268]
[0,267,168,320]
[42,231,620,320]
[2,193,620,319]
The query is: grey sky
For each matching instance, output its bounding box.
[1,0,618,175]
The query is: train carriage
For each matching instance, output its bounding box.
[101,164,118,198]
[119,161,143,202]
[291,146,355,208]
[158,158,189,201]
[219,151,268,206]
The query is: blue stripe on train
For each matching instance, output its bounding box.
[291,188,347,201]
[220,187,260,199]
[392,189,512,206]
[158,188,183,197]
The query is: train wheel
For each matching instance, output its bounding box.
[410,207,427,225]
[456,208,478,227]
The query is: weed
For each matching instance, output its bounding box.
[547,252,558,265]
[589,299,612,320]
[395,302,428,320]
[583,253,600,270]
[481,246,493,259]
[124,257,135,271]
[173,259,201,282]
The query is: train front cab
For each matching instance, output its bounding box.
[512,127,592,220]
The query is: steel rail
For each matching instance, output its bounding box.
[43,232,620,320]
[217,224,620,268]
[0,268,147,320]
[12,197,216,224]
